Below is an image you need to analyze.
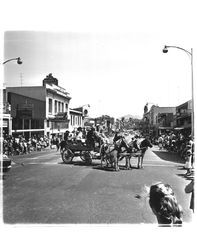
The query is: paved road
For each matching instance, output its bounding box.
[2,146,194,224]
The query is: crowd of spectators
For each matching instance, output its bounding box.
[3,126,110,156]
[3,130,195,172]
[151,132,195,177]
[152,132,194,159]
[3,135,50,156]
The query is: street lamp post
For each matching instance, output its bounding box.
[162,45,194,138]
[3,57,22,65]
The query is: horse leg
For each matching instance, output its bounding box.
[137,156,140,168]
[140,154,144,168]
[115,160,119,171]
[125,156,131,169]
[101,154,106,168]
[114,152,119,171]
[125,156,128,169]
[129,156,132,168]
[106,158,110,168]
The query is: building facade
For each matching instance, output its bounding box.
[6,74,71,138]
[174,100,192,135]
[1,88,12,137]
[143,104,176,136]
[69,105,90,131]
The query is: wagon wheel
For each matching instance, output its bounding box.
[80,151,92,165]
[80,151,87,162]
[62,149,74,163]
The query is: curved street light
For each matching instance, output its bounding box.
[3,57,22,65]
[162,45,194,138]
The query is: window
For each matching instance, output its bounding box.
[65,103,68,111]
[24,119,30,129]
[48,98,52,113]
[58,102,61,112]
[55,100,57,113]
[31,119,44,129]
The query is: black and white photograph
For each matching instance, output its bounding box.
[0,0,196,249]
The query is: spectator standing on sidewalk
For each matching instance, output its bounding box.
[55,137,60,151]
[185,180,194,213]
[185,144,193,175]
[158,135,163,150]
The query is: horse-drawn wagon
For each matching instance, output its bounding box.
[61,135,152,170]
[61,140,101,165]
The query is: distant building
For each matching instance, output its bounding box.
[94,115,115,132]
[143,104,176,136]
[83,117,96,128]
[83,114,115,132]
[69,105,90,131]
[174,100,192,135]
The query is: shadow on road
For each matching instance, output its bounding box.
[93,164,138,172]
[59,160,100,167]
[152,150,185,164]
[59,160,139,172]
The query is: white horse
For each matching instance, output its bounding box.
[136,138,153,168]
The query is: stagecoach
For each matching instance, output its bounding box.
[61,140,101,165]
[61,137,152,169]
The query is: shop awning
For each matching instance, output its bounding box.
[158,127,173,130]
[174,127,185,130]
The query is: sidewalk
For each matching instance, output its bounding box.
[9,146,57,163]
[150,145,185,165]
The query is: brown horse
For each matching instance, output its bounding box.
[100,143,119,171]
[100,138,132,171]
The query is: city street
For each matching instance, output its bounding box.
[3,146,193,224]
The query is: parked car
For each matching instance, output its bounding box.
[1,154,12,173]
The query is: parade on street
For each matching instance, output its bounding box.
[2,132,194,224]
[1,31,195,227]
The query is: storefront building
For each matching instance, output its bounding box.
[6,74,71,138]
[174,100,192,135]
[69,105,90,131]
[143,103,176,137]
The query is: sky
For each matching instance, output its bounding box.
[3,31,194,119]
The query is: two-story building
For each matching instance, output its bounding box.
[174,100,192,135]
[69,105,90,132]
[6,74,71,138]
[143,103,176,136]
